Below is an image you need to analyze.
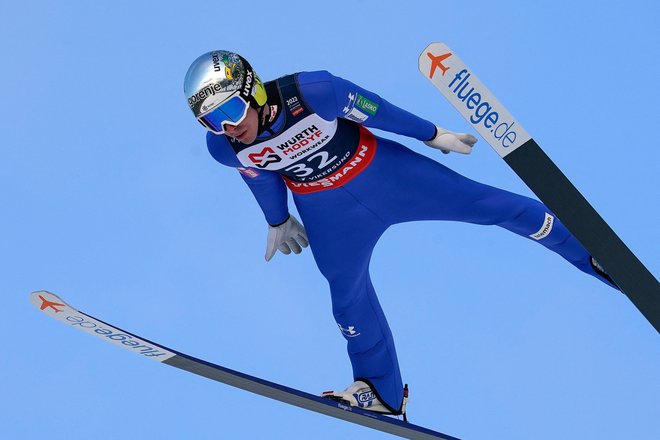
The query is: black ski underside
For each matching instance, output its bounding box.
[504,139,660,332]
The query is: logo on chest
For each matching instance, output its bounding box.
[237,116,337,170]
[247,147,282,168]
[275,124,324,157]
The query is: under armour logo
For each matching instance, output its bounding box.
[248,147,281,168]
[337,323,361,338]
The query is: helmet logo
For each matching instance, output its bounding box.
[188,83,224,109]
[211,52,223,72]
[242,70,253,98]
[211,51,237,82]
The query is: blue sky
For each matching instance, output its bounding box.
[2,1,658,439]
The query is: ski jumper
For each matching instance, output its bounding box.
[206,71,615,413]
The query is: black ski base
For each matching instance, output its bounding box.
[504,139,660,332]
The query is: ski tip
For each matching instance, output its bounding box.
[421,41,448,50]
[419,42,451,57]
[418,42,453,75]
[29,290,72,314]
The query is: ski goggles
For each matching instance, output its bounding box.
[198,93,249,134]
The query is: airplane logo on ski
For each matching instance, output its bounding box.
[37,294,66,313]
[426,51,452,78]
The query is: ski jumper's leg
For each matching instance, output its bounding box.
[352,137,616,288]
[293,188,404,413]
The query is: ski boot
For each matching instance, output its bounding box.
[321,381,409,421]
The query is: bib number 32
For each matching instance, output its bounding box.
[285,151,338,177]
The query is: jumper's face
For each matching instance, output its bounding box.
[223,106,259,144]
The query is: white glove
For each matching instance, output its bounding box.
[424,126,478,154]
[265,215,309,262]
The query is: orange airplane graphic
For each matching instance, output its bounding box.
[38,295,66,313]
[427,51,452,78]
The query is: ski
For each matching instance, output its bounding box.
[30,290,459,440]
[419,42,660,333]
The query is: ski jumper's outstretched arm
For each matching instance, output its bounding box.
[299,70,476,154]
[297,70,437,141]
[204,70,473,226]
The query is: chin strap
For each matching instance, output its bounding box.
[256,104,274,136]
[256,81,282,137]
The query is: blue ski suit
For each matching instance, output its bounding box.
[206,71,615,413]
